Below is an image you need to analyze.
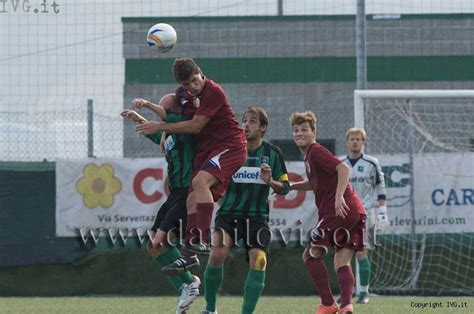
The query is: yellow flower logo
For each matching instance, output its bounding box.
[76,163,122,209]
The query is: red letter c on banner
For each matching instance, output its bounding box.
[133,168,163,204]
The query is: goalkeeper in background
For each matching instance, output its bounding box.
[341,127,388,305]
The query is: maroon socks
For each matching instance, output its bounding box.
[337,265,355,307]
[196,203,214,244]
[304,257,334,306]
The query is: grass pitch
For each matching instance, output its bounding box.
[0,296,473,313]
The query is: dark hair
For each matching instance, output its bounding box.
[243,106,269,136]
[172,58,202,82]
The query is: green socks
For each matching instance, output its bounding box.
[204,263,224,312]
[242,269,266,314]
[155,247,193,293]
[358,257,371,290]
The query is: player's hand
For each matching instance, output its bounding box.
[120,110,147,123]
[335,194,350,218]
[131,98,150,110]
[260,163,272,184]
[375,205,390,231]
[136,121,161,134]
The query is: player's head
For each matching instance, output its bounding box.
[345,127,366,154]
[289,111,317,148]
[172,58,205,96]
[158,93,178,112]
[242,106,269,141]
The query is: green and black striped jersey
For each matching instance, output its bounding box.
[146,112,196,190]
[217,141,289,221]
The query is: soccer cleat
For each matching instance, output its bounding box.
[184,242,211,255]
[176,275,201,313]
[337,304,353,314]
[316,301,339,314]
[200,310,218,314]
[162,255,200,275]
[356,291,369,304]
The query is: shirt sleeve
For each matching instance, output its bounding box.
[272,147,289,182]
[145,132,163,145]
[312,145,341,173]
[195,87,225,118]
[373,157,387,200]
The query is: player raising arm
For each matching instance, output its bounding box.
[136,58,247,270]
[121,94,200,313]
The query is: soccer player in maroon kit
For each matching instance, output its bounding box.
[136,58,247,271]
[289,111,366,314]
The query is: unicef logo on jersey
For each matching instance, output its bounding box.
[232,166,266,185]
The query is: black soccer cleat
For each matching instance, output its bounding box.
[183,242,211,255]
[162,255,200,275]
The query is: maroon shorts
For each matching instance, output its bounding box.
[190,145,247,201]
[310,213,366,254]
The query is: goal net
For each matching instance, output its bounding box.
[354,90,474,295]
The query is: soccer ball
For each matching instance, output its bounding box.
[146,23,177,53]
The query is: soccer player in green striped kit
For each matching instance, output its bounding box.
[201,107,290,314]
[121,94,200,313]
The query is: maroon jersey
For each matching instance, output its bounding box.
[305,143,365,216]
[175,79,246,151]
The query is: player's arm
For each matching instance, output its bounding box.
[145,103,167,119]
[136,114,210,135]
[260,148,290,195]
[260,163,289,195]
[335,162,351,218]
[373,158,389,228]
[374,159,387,207]
[120,109,164,144]
[120,109,148,123]
[289,180,311,191]
[131,98,167,120]
[335,162,350,196]
[149,113,192,147]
